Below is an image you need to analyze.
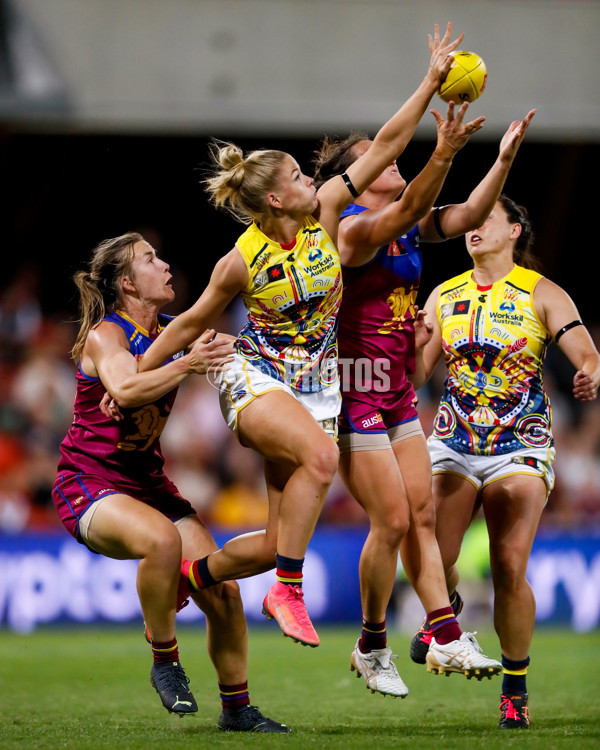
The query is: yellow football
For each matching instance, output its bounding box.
[438,50,487,103]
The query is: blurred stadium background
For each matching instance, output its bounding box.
[1,0,599,635]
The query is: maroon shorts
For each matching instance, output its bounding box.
[339,384,419,434]
[52,470,195,546]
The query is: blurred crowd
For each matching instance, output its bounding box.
[2,260,600,536]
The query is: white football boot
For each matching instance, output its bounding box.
[350,640,409,698]
[426,631,502,680]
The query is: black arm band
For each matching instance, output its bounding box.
[341,172,359,198]
[554,320,583,343]
[433,206,447,239]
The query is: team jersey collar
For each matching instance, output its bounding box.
[254,220,304,250]
[114,309,155,339]
[470,263,516,290]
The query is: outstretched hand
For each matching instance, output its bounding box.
[498,109,536,165]
[430,100,486,157]
[427,22,464,88]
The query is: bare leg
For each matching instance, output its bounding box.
[236,391,339,559]
[338,447,410,622]
[189,390,337,584]
[432,473,480,590]
[203,459,288,581]
[481,475,546,661]
[395,434,451,612]
[85,494,181,644]
[178,515,248,684]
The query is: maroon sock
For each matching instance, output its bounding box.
[152,637,179,664]
[358,618,387,653]
[428,606,461,645]
[219,681,250,712]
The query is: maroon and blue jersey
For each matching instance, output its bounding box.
[53,311,193,543]
[338,204,422,433]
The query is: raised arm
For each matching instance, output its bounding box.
[534,278,600,402]
[138,248,248,373]
[419,109,536,242]
[339,101,485,267]
[317,22,463,224]
[410,285,444,390]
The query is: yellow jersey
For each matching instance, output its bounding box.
[432,264,553,456]
[234,217,342,393]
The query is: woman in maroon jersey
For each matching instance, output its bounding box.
[52,232,289,732]
[310,107,534,697]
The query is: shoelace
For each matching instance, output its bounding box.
[369,648,399,672]
[461,631,483,653]
[239,706,263,723]
[500,696,520,721]
[153,662,190,691]
[226,705,269,730]
[284,586,312,627]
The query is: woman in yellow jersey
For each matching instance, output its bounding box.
[414,195,600,729]
[136,23,469,648]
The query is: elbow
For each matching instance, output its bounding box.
[110,384,144,409]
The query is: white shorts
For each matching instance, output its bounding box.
[428,437,555,494]
[218,354,340,440]
[338,417,424,454]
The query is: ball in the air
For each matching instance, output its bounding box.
[438,51,487,103]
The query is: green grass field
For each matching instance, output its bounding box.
[0,624,598,749]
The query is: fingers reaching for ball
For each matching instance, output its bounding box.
[498,109,536,164]
[430,101,486,156]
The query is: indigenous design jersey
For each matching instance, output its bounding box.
[234,217,342,393]
[57,311,183,490]
[338,203,422,396]
[433,265,552,456]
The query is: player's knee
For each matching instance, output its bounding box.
[142,522,182,565]
[211,580,244,613]
[410,495,436,531]
[373,509,409,548]
[305,438,339,486]
[387,515,410,547]
[194,579,244,620]
[217,579,242,601]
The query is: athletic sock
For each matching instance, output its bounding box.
[219,681,250,712]
[188,555,217,591]
[502,654,529,694]
[152,637,179,664]
[275,553,304,588]
[358,618,387,653]
[427,605,462,645]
